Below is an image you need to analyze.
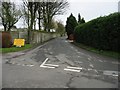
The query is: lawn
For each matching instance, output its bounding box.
[72,42,120,59]
[0,44,32,53]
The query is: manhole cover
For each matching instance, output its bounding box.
[103,71,118,76]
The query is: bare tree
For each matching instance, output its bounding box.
[42,0,69,32]
[0,1,22,31]
[23,0,39,43]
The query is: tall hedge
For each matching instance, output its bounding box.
[74,13,120,52]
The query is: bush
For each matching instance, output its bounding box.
[2,32,12,48]
[74,12,120,52]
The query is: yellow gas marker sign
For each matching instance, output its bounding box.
[14,39,25,47]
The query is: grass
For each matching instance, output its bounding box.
[0,44,32,53]
[72,42,120,59]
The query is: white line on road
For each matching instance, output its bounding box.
[40,65,55,68]
[88,58,91,60]
[99,60,103,62]
[40,58,49,66]
[90,64,94,68]
[64,68,81,72]
[40,58,59,68]
[26,64,34,67]
[44,64,59,67]
[67,66,82,70]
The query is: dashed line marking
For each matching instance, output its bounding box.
[90,64,94,68]
[99,60,103,62]
[88,58,91,60]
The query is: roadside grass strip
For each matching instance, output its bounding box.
[64,66,82,72]
[40,58,59,68]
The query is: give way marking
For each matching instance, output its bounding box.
[64,66,82,72]
[40,58,59,68]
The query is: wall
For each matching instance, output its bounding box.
[10,31,60,44]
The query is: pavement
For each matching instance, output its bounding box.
[2,37,120,88]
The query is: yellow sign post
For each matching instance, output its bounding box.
[13,39,25,47]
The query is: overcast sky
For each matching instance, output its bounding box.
[0,0,119,29]
[55,0,119,25]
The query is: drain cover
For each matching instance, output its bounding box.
[103,71,118,76]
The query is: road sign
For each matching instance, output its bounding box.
[14,39,25,47]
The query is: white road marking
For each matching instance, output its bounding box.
[99,60,103,62]
[90,64,94,68]
[40,65,55,68]
[88,58,91,60]
[94,69,98,73]
[40,58,49,66]
[64,68,81,72]
[26,64,34,67]
[40,58,59,68]
[88,68,93,71]
[44,64,59,67]
[67,66,82,70]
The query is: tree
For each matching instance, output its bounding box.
[23,0,39,43]
[78,13,85,24]
[0,1,22,31]
[81,17,85,23]
[56,21,65,36]
[37,2,42,30]
[42,0,69,32]
[78,13,81,24]
[65,13,78,39]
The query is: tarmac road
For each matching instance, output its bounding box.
[2,37,119,88]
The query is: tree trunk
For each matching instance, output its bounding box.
[38,10,41,30]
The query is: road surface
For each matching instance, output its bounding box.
[2,37,119,88]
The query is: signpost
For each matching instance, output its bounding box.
[13,39,25,47]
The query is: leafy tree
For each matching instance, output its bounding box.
[81,17,85,23]
[56,21,65,36]
[78,13,85,24]
[78,13,81,24]
[0,1,22,31]
[65,13,78,39]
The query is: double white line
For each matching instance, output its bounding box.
[40,58,59,68]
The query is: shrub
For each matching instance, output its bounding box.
[2,32,12,48]
[74,12,120,52]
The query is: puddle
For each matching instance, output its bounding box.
[103,71,118,77]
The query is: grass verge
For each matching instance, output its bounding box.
[0,44,32,53]
[72,42,120,59]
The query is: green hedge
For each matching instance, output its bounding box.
[74,12,120,52]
